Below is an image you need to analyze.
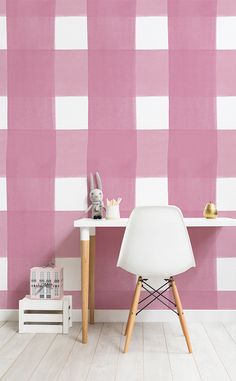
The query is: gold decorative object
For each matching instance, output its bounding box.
[203,202,218,219]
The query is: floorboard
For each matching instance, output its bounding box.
[143,322,172,381]
[30,323,81,381]
[116,323,144,381]
[0,321,235,381]
[204,322,236,381]
[164,322,201,381]
[57,323,102,381]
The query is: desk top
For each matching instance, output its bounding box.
[74,217,236,228]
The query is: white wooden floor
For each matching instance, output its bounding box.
[0,321,236,380]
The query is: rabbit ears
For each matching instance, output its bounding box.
[90,172,102,190]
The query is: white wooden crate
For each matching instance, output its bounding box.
[19,295,72,334]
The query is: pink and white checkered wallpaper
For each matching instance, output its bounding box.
[1,0,236,309]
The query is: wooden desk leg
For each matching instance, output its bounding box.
[80,227,90,344]
[89,228,96,324]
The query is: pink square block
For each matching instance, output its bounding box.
[217,131,236,177]
[56,131,87,177]
[7,178,54,211]
[168,178,216,216]
[7,16,54,50]
[95,290,136,309]
[217,292,236,309]
[169,51,216,97]
[87,0,136,17]
[6,291,29,308]
[87,130,136,178]
[7,0,55,16]
[168,130,217,178]
[56,0,86,15]
[136,51,168,96]
[95,229,135,303]
[7,130,56,177]
[55,212,80,258]
[176,228,217,293]
[88,17,135,49]
[136,0,167,15]
[217,0,236,15]
[179,291,217,309]
[0,291,7,308]
[168,0,216,17]
[102,177,136,214]
[55,51,88,96]
[168,17,216,50]
[137,130,168,177]
[8,258,36,292]
[217,51,236,96]
[7,211,55,264]
[89,97,135,130]
[8,51,54,97]
[7,97,55,130]
[169,97,216,130]
[64,291,81,308]
[216,227,236,258]
[0,0,5,14]
[88,51,135,97]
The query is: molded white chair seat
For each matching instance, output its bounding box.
[117,205,195,278]
[116,205,196,353]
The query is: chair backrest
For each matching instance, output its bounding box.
[117,206,195,277]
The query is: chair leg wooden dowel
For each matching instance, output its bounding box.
[124,277,142,353]
[171,278,192,353]
[124,311,131,336]
[124,278,142,336]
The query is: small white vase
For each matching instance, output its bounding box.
[106,205,120,220]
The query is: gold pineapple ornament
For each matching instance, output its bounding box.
[203,202,218,219]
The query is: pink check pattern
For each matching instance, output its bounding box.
[1,0,236,309]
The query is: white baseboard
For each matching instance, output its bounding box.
[1,309,236,322]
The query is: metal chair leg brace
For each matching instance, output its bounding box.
[136,278,178,316]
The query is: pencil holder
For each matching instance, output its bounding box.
[106,205,120,219]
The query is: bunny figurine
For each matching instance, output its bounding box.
[85,172,104,219]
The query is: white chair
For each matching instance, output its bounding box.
[117,205,196,353]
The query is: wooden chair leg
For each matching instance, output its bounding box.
[124,277,142,353]
[171,278,192,353]
[124,277,141,336]
[124,310,131,336]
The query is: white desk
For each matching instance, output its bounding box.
[74,217,236,343]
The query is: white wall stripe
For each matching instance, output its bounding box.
[136,17,168,50]
[217,17,236,50]
[136,96,169,130]
[0,178,7,211]
[216,178,236,211]
[0,257,7,291]
[55,96,88,130]
[217,258,236,291]
[55,16,87,49]
[136,177,168,206]
[0,17,6,49]
[217,97,236,130]
[55,177,87,211]
[55,257,81,291]
[0,97,7,130]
